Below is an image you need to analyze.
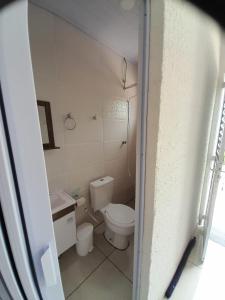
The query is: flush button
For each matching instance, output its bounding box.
[100,178,104,181]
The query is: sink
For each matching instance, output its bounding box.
[50,191,77,256]
[50,194,66,211]
[50,191,76,215]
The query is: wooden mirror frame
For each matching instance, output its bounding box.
[37,100,59,150]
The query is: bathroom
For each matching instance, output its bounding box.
[28,1,138,299]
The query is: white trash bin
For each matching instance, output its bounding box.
[76,222,94,256]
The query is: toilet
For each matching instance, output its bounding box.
[90,176,135,250]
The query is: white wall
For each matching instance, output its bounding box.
[28,4,137,223]
[141,0,222,299]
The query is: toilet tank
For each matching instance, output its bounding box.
[90,176,114,212]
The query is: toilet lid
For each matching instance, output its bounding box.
[106,204,135,225]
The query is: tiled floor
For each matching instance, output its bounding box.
[59,222,133,300]
[109,238,134,281]
[171,240,225,300]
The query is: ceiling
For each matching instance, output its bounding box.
[31,0,139,63]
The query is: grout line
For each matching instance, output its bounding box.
[107,256,133,284]
[65,226,133,298]
[66,256,108,299]
[94,241,116,258]
[93,225,117,258]
[93,230,116,258]
[93,220,104,230]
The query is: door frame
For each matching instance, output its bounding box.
[0,1,64,299]
[198,77,225,262]
[0,1,151,299]
[132,0,150,299]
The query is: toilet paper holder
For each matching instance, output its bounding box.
[75,197,86,207]
[74,197,99,223]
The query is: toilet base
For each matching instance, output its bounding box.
[104,226,129,250]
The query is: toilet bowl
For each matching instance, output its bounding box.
[90,176,135,250]
[101,203,135,249]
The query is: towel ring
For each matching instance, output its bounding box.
[64,113,76,130]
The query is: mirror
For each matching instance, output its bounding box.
[37,100,59,150]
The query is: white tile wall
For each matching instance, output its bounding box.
[29,4,138,223]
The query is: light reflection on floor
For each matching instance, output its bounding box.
[172,240,225,300]
[193,241,225,300]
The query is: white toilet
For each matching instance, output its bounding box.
[90,176,135,250]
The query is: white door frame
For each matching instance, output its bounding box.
[0,183,25,300]
[0,1,64,299]
[198,75,225,262]
[0,91,41,300]
[133,0,150,299]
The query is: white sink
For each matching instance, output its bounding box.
[50,191,76,215]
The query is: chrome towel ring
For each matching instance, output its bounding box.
[64,113,76,130]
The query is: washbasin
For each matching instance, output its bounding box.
[50,191,76,215]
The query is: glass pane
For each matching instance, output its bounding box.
[38,106,49,144]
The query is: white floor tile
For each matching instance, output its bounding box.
[171,262,202,300]
[68,260,132,300]
[59,246,105,297]
[193,241,225,300]
[80,212,104,227]
[109,239,134,281]
[171,241,225,300]
[94,223,115,256]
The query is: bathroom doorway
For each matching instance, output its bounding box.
[27,0,148,299]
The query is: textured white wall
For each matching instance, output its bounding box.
[28,4,137,224]
[142,0,222,299]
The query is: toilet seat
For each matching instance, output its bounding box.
[105,203,135,227]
